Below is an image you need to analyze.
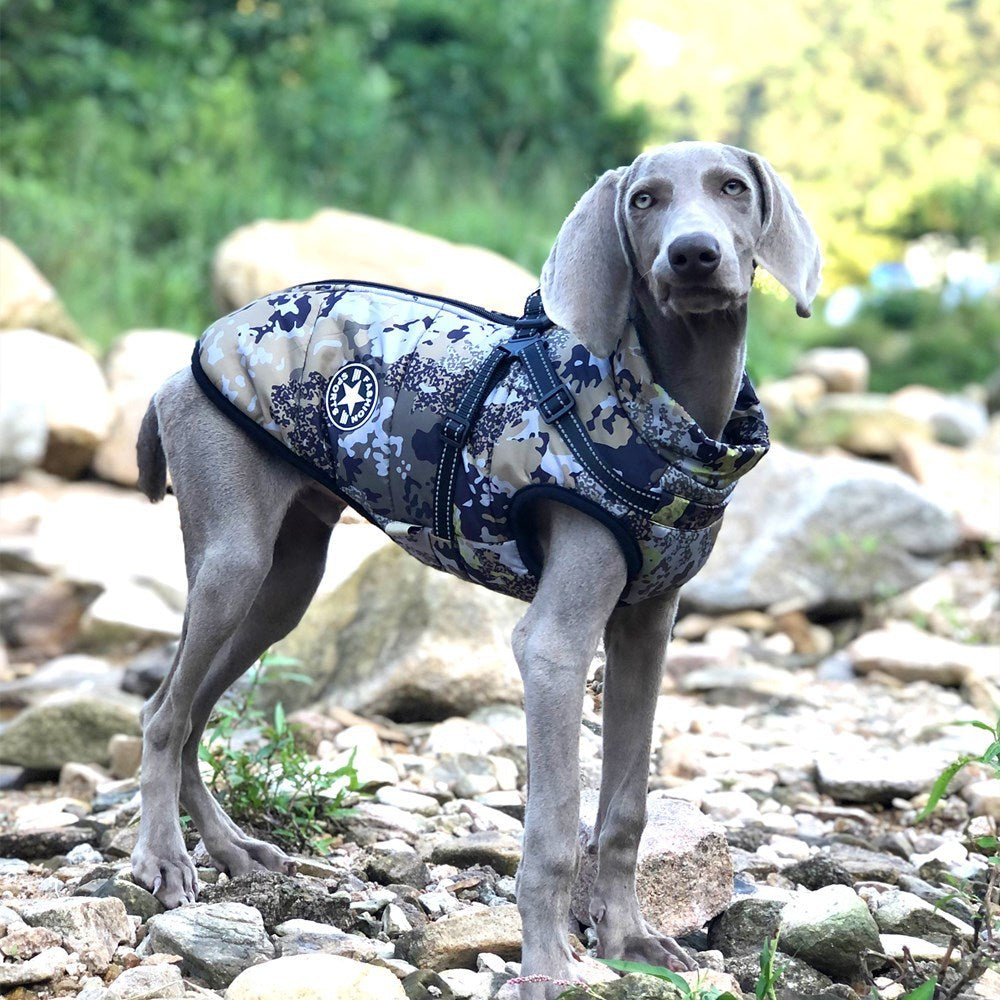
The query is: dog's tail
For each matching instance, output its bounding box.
[136,398,168,502]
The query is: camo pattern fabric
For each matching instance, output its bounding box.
[194,280,769,604]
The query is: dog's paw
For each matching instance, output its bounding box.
[619,930,697,972]
[207,835,297,878]
[132,846,199,908]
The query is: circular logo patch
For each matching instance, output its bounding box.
[325,363,379,432]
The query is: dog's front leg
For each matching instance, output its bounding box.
[512,506,627,1000]
[588,593,696,972]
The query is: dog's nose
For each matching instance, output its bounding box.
[667,233,721,281]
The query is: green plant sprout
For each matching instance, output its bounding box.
[198,651,362,853]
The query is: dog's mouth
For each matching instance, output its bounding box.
[652,281,747,316]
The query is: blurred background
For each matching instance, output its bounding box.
[1,0,997,390]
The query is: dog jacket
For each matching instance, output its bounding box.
[192,280,769,604]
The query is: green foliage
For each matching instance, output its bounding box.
[901,982,937,1000]
[197,652,361,853]
[0,0,639,347]
[754,934,783,1000]
[916,716,1000,822]
[594,959,739,1000]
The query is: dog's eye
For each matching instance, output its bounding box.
[631,191,655,210]
[722,179,748,196]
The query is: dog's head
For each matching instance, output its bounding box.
[541,142,822,355]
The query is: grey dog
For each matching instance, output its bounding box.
[132,142,820,999]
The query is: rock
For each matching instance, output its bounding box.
[0,824,97,859]
[74,875,165,922]
[225,952,407,1000]
[707,887,789,955]
[780,852,854,890]
[276,545,525,721]
[13,896,133,973]
[795,393,932,457]
[0,576,99,656]
[212,209,537,317]
[824,843,916,884]
[365,846,432,888]
[59,761,109,802]
[430,832,522,876]
[726,951,834,997]
[871,888,974,946]
[777,884,881,977]
[273,919,380,961]
[108,734,143,779]
[78,583,184,653]
[198,871,352,932]
[814,749,948,804]
[794,347,870,393]
[375,786,441,817]
[847,620,998,686]
[140,901,275,989]
[0,478,187,607]
[892,385,989,447]
[0,693,141,769]
[683,444,960,614]
[0,329,112,478]
[107,963,184,999]
[893,434,1000,542]
[573,795,733,937]
[0,925,63,959]
[756,374,826,437]
[0,369,47,479]
[401,903,522,970]
[92,329,195,486]
[963,778,1000,819]
[335,801,432,845]
[875,933,961,965]
[576,974,679,999]
[0,238,79,340]
[0,945,70,989]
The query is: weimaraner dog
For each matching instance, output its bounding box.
[132,142,820,999]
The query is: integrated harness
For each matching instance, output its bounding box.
[192,280,769,605]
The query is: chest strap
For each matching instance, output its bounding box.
[432,291,664,545]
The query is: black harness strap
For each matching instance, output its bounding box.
[432,290,664,545]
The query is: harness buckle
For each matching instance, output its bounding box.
[538,384,575,423]
[499,334,542,357]
[439,413,470,447]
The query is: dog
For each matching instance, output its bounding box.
[132,142,820,999]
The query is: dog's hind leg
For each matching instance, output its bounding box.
[132,371,313,907]
[587,592,696,971]
[175,499,336,878]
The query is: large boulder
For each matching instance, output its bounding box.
[0,237,79,340]
[0,693,141,769]
[93,328,194,486]
[274,544,525,720]
[0,329,112,478]
[683,443,960,614]
[212,209,537,316]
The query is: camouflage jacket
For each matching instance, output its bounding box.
[192,280,769,604]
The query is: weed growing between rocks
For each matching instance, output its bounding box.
[198,653,362,853]
[898,714,1000,998]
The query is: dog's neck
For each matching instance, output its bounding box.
[631,290,748,440]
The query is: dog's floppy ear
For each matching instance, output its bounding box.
[540,167,631,355]
[746,153,822,318]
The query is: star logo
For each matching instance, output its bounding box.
[325,363,379,431]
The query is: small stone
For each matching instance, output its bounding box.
[401,903,522,970]
[0,925,63,959]
[106,963,184,999]
[430,832,522,876]
[225,953,407,999]
[872,888,974,946]
[781,852,854,890]
[726,951,834,996]
[876,934,961,965]
[778,884,880,977]
[274,919,379,961]
[73,876,165,922]
[107,736,143,780]
[794,347,870,393]
[458,799,524,835]
[375,786,441,816]
[59,762,109,802]
[815,751,942,804]
[963,778,1000,819]
[382,902,412,936]
[13,896,133,974]
[365,846,431,889]
[707,887,789,954]
[0,944,70,989]
[65,842,104,866]
[140,902,275,988]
